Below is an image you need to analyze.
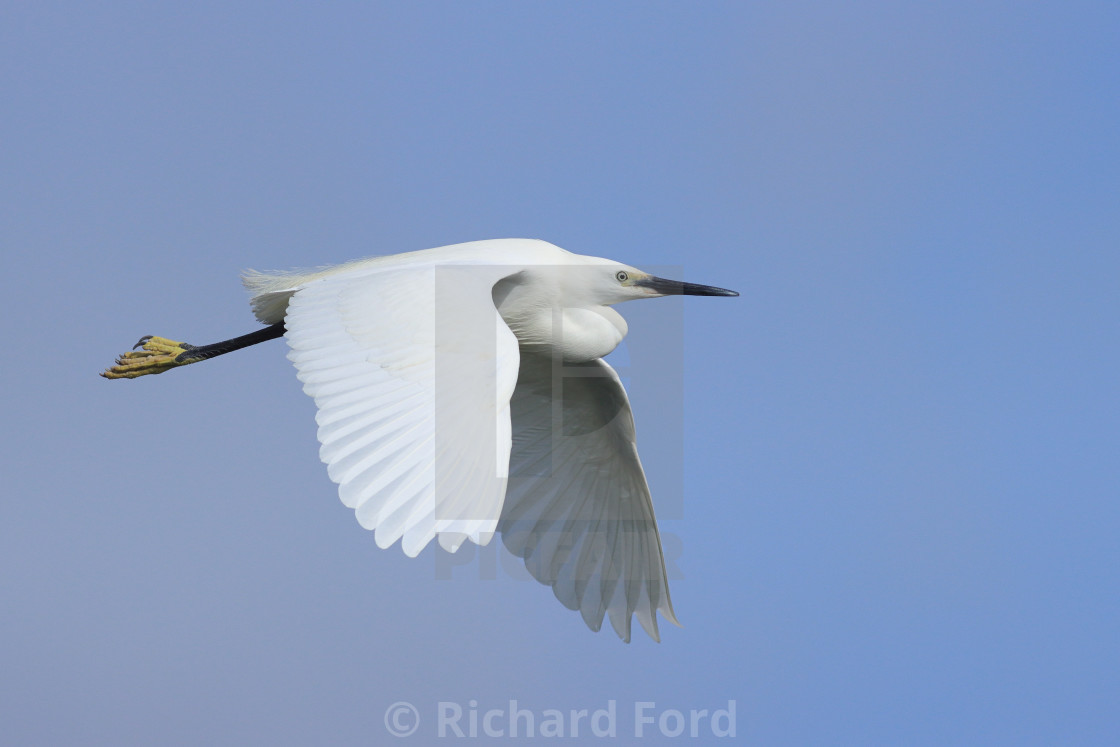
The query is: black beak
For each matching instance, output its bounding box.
[636,276,739,297]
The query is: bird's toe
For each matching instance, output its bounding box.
[102,336,194,379]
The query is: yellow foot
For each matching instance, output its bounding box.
[101,336,200,379]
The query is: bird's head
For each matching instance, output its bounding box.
[585,261,739,304]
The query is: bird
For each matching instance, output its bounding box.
[102,238,738,642]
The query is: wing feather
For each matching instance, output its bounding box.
[283,263,521,557]
[500,354,680,642]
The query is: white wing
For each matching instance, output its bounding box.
[499,354,681,642]
[284,263,522,556]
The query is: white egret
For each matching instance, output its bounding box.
[103,239,738,642]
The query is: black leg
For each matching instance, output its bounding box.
[176,323,286,362]
[102,323,286,379]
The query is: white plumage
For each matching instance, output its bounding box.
[116,238,737,642]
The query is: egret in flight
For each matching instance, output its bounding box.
[102,239,737,642]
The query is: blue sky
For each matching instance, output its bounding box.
[2,1,1118,744]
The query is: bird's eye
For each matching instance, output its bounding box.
[616,271,629,283]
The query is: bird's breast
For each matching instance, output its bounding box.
[501,305,628,362]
